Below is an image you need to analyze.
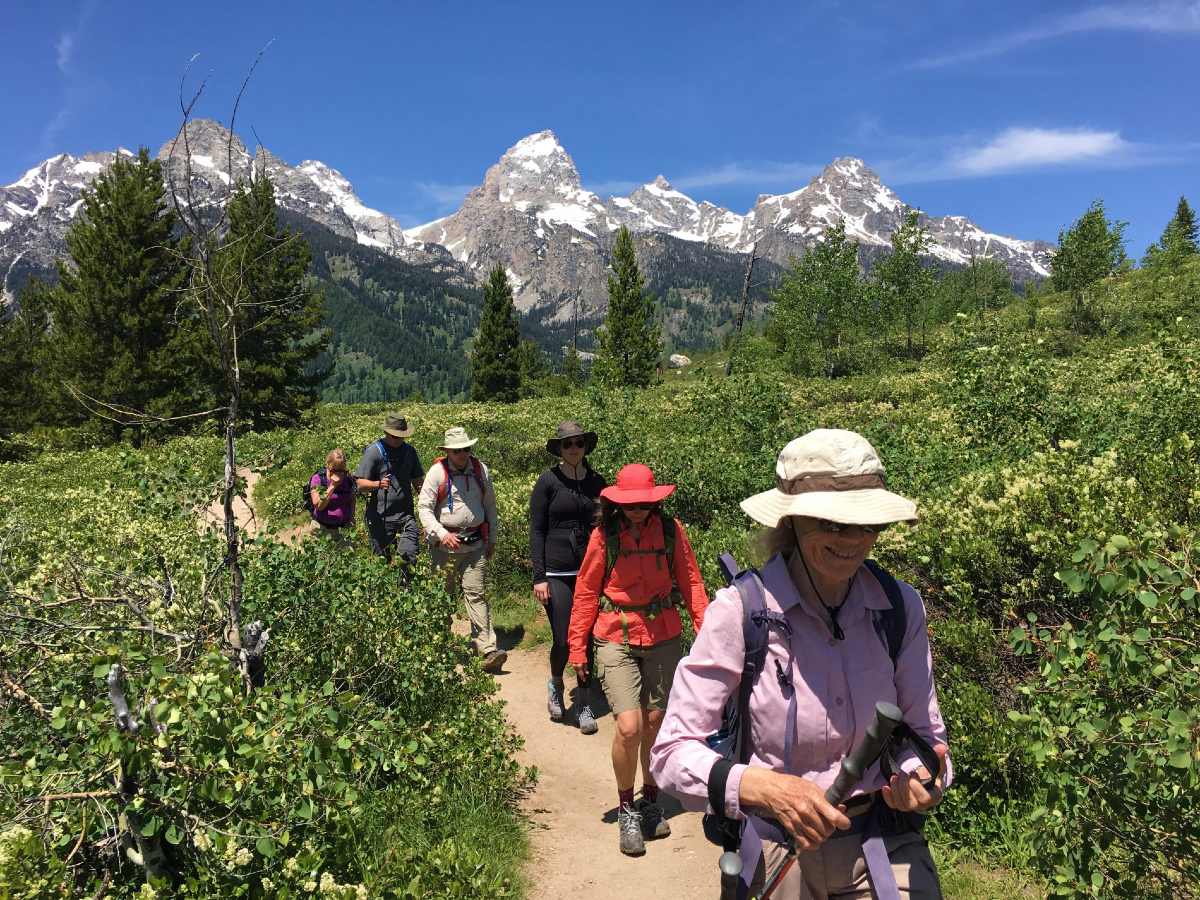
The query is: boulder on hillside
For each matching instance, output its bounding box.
[668,354,691,369]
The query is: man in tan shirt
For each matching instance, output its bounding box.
[418,426,504,673]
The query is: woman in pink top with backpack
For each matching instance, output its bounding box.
[651,429,951,899]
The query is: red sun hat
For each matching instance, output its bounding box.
[600,463,676,505]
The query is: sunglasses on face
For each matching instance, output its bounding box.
[622,503,655,511]
[816,519,890,535]
[560,438,587,450]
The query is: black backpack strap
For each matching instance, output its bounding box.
[864,559,907,666]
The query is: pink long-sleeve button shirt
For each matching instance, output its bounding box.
[649,553,952,820]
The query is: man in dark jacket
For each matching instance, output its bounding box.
[355,413,425,565]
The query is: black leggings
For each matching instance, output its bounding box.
[546,575,592,679]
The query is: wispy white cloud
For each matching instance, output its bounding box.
[911,1,1200,69]
[875,125,1193,183]
[952,127,1129,175]
[55,33,76,74]
[41,1,98,152]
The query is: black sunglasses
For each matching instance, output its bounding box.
[816,519,890,535]
[622,503,655,511]
[560,437,587,450]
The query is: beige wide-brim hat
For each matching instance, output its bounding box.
[440,426,478,450]
[740,429,918,527]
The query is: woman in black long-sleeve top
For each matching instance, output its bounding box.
[530,420,607,734]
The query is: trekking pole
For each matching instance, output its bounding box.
[757,701,904,900]
[719,849,743,900]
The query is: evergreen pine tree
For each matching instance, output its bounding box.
[561,345,584,388]
[471,265,522,402]
[207,173,328,430]
[766,221,866,377]
[1162,196,1198,256]
[1050,200,1127,329]
[0,281,53,433]
[516,338,550,398]
[593,227,661,388]
[46,147,196,444]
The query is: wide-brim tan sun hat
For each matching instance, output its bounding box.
[740,429,918,527]
[440,426,478,450]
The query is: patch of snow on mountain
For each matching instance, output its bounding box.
[538,203,597,236]
[510,131,563,159]
[74,160,104,176]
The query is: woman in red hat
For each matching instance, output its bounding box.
[568,463,709,857]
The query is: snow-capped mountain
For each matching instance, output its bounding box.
[407,131,1053,318]
[2,123,1053,318]
[1,120,441,304]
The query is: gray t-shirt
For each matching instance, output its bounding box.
[355,440,424,519]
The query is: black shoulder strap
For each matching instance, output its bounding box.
[864,558,907,665]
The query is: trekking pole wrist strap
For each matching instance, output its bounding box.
[708,757,735,824]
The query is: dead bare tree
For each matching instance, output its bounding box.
[726,241,759,376]
[163,46,280,692]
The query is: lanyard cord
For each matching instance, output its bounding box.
[798,549,855,641]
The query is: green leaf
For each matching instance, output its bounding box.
[1169,750,1192,769]
[1097,573,1118,594]
[1137,590,1158,609]
[93,662,111,678]
[336,735,352,750]
[140,817,159,837]
[50,715,67,730]
[322,681,335,697]
[256,835,276,858]
[164,824,182,845]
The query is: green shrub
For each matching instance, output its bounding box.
[1009,533,1200,898]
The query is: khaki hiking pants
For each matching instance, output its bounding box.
[748,830,943,899]
[432,545,494,655]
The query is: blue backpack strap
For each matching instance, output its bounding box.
[864,558,907,666]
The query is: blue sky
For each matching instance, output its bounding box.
[4,0,1198,255]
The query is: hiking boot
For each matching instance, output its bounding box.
[637,798,671,839]
[547,678,565,722]
[617,802,645,856]
[481,649,507,673]
[575,698,598,735]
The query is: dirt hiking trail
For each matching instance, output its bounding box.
[493,641,717,900]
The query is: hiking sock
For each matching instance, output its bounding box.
[618,788,635,808]
[642,785,659,804]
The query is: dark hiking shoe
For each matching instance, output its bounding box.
[575,699,598,735]
[637,798,671,839]
[547,679,565,721]
[481,650,507,673]
[618,802,645,856]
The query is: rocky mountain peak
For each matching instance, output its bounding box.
[651,174,673,190]
[485,130,589,205]
[155,118,250,171]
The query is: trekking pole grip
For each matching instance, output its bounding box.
[825,701,903,806]
[719,850,743,900]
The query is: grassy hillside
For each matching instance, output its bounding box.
[3,257,1198,896]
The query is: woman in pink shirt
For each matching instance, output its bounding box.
[650,429,951,899]
[309,448,356,544]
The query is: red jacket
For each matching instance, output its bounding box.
[567,514,709,665]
